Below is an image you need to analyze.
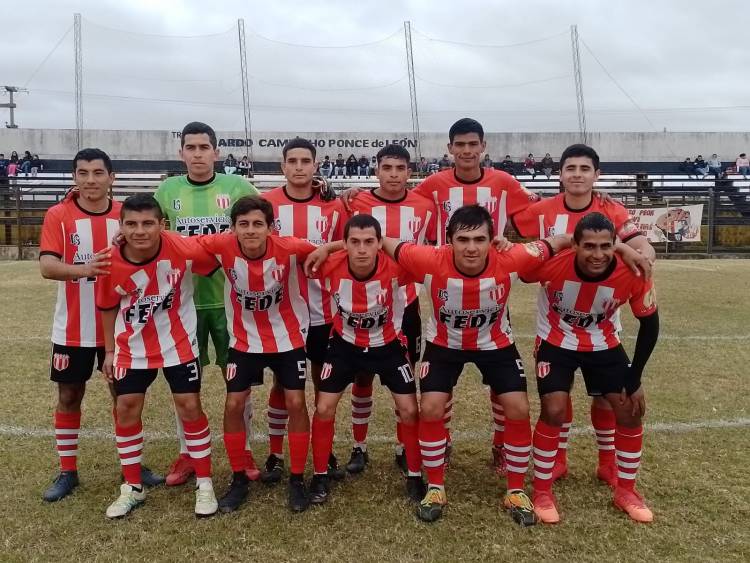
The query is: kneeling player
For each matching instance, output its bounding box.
[308,214,425,505]
[524,212,659,524]
[383,205,571,526]
[97,195,220,518]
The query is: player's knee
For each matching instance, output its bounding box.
[284,392,307,415]
[419,400,444,421]
[397,402,418,424]
[540,397,567,426]
[174,396,202,421]
[57,384,84,410]
[224,393,246,416]
[315,401,337,421]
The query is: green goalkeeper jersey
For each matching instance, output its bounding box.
[154,172,258,309]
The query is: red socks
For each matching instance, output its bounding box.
[419,418,447,487]
[491,391,505,447]
[288,431,310,476]
[592,404,617,467]
[351,383,373,448]
[400,421,422,475]
[267,387,288,457]
[532,419,561,492]
[504,417,532,491]
[311,415,335,475]
[115,421,143,486]
[223,431,247,473]
[183,414,212,478]
[615,425,643,490]
[54,410,81,472]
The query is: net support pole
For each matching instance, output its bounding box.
[237,19,254,166]
[570,25,587,144]
[404,21,421,163]
[74,13,83,150]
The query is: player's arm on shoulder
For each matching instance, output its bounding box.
[624,231,656,262]
[503,238,556,278]
[390,240,435,281]
[180,235,220,276]
[302,238,344,277]
[615,240,652,279]
[40,249,113,281]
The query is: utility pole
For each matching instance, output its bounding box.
[74,13,83,150]
[570,25,587,144]
[1,86,27,128]
[404,21,421,162]
[237,18,254,165]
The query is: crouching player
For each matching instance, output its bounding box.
[96,195,220,518]
[524,212,659,524]
[307,214,425,505]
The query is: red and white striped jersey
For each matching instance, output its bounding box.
[95,231,220,369]
[262,186,345,326]
[512,193,640,241]
[523,249,657,352]
[349,188,437,307]
[317,250,412,348]
[411,168,539,245]
[40,198,122,347]
[395,241,552,351]
[197,233,315,353]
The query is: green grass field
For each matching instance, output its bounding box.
[1,260,748,562]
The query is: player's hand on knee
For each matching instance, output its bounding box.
[629,386,646,418]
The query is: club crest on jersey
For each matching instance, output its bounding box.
[272,265,286,282]
[438,289,449,302]
[225,363,237,381]
[418,362,430,379]
[52,353,70,372]
[442,201,452,214]
[480,196,498,214]
[536,361,551,379]
[320,362,333,381]
[227,268,238,281]
[172,199,182,211]
[376,288,389,306]
[489,284,505,302]
[524,241,545,258]
[69,233,80,246]
[273,218,282,232]
[114,367,128,381]
[166,269,181,286]
[315,216,329,236]
[215,194,231,210]
[407,217,422,234]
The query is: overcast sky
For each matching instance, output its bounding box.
[3,0,748,133]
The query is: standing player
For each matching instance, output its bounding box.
[154,122,260,486]
[195,196,341,513]
[383,205,571,526]
[344,143,436,473]
[307,214,424,505]
[512,144,655,487]
[39,148,162,502]
[523,213,659,523]
[261,137,347,483]
[96,195,220,518]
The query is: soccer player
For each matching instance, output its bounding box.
[344,143,437,474]
[154,121,260,486]
[523,212,659,524]
[261,137,347,483]
[512,144,655,488]
[96,195,220,518]
[39,148,163,502]
[307,214,425,505]
[195,196,341,513]
[382,204,570,526]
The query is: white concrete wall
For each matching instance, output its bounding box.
[2,128,750,162]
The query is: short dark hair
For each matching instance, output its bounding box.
[344,214,381,240]
[449,118,484,143]
[573,212,615,243]
[181,122,217,148]
[446,204,494,241]
[283,137,316,160]
[73,148,113,174]
[376,144,411,164]
[741,153,747,158]
[121,194,163,220]
[559,144,600,170]
[230,195,274,227]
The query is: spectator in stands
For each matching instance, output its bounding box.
[417,156,428,174]
[0,154,7,177]
[19,150,32,174]
[679,157,695,177]
[320,155,333,178]
[358,154,370,177]
[346,154,358,177]
[223,153,238,175]
[370,156,377,176]
[736,152,750,178]
[482,154,494,169]
[500,154,515,175]
[334,153,346,177]
[524,153,536,177]
[30,154,43,176]
[9,151,19,164]
[694,155,709,178]
[438,153,451,170]
[707,153,723,178]
[238,155,252,177]
[428,158,440,174]
[541,152,554,178]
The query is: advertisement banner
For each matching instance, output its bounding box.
[627,204,703,242]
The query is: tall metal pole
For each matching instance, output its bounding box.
[74,13,83,150]
[570,25,587,144]
[404,21,421,163]
[237,19,254,165]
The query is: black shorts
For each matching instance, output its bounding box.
[419,342,527,395]
[534,339,631,397]
[50,344,104,384]
[226,347,307,392]
[319,334,416,395]
[306,323,332,365]
[401,298,422,365]
[112,358,202,396]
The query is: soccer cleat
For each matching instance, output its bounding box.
[532,490,561,524]
[491,445,507,476]
[327,453,346,481]
[416,486,447,522]
[345,447,369,474]
[194,481,218,517]
[596,464,618,489]
[260,454,284,484]
[218,472,250,513]
[395,450,408,475]
[42,471,79,502]
[308,474,330,505]
[504,490,538,527]
[106,483,145,519]
[550,461,568,483]
[166,454,194,486]
[406,476,427,503]
[613,487,653,523]
[244,450,261,481]
[140,466,166,488]
[288,477,310,512]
